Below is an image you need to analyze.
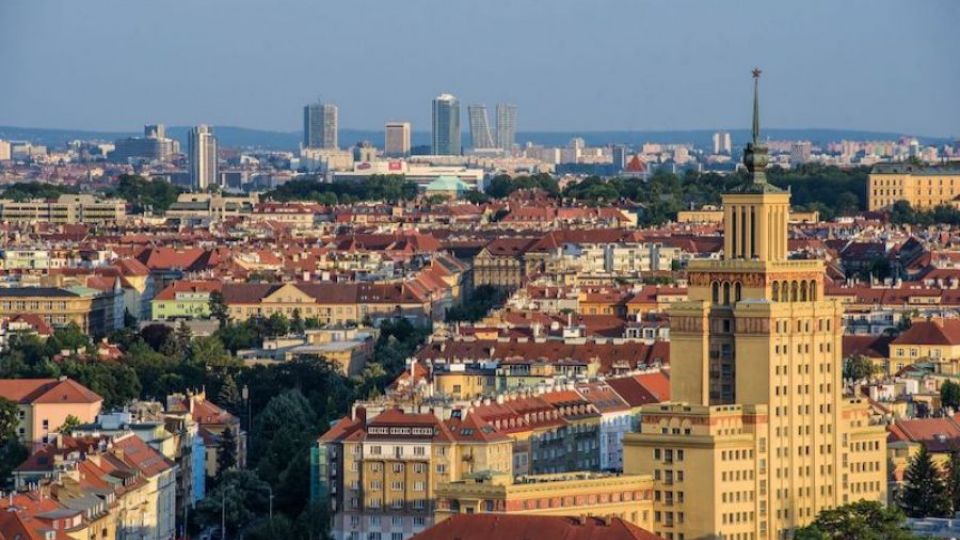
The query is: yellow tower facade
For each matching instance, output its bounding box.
[624,71,887,540]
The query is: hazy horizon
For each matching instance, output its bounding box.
[2,0,957,138]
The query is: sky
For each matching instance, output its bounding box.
[1,0,958,137]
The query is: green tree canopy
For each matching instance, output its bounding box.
[794,500,918,540]
[942,380,960,410]
[900,444,952,518]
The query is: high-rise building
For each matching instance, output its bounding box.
[188,125,218,191]
[432,93,461,155]
[0,139,11,161]
[612,145,628,172]
[304,101,339,149]
[496,103,517,153]
[144,124,165,140]
[790,141,812,165]
[385,122,412,156]
[467,105,495,150]
[712,130,732,154]
[623,71,887,540]
[109,124,179,163]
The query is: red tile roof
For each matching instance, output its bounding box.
[892,319,960,346]
[606,371,670,407]
[410,514,662,540]
[0,378,102,405]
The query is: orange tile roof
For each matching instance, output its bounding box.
[410,514,662,540]
[0,378,102,405]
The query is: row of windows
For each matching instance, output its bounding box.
[721,469,755,482]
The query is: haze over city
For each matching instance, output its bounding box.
[1,0,957,136]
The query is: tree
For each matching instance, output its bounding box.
[290,309,305,335]
[0,397,18,442]
[0,392,27,489]
[45,322,91,355]
[247,515,296,540]
[295,500,332,540]
[265,312,289,338]
[217,426,238,477]
[140,323,174,352]
[794,500,918,540]
[57,414,82,434]
[900,444,952,518]
[942,380,960,411]
[0,441,28,489]
[218,374,242,413]
[948,451,960,514]
[843,355,877,382]
[209,291,229,328]
[252,390,317,516]
[192,470,270,535]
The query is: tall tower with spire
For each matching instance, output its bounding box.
[623,70,887,540]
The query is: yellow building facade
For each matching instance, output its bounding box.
[623,74,887,540]
[868,164,960,211]
[434,472,655,530]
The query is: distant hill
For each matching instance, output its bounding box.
[0,125,950,152]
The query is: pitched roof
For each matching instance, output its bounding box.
[410,514,662,540]
[888,417,960,453]
[0,378,102,405]
[606,372,670,407]
[892,319,960,346]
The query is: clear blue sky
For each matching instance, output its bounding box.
[2,0,957,137]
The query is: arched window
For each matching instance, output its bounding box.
[723,282,731,305]
[791,281,799,302]
[734,282,742,303]
[800,281,808,302]
[712,282,720,303]
[772,281,779,302]
[810,280,817,301]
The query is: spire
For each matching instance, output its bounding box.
[737,67,781,193]
[752,68,762,145]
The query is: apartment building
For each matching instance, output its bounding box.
[0,194,126,224]
[316,407,513,540]
[868,163,960,211]
[0,285,122,336]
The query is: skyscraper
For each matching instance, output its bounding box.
[611,145,628,172]
[303,101,339,149]
[188,125,218,191]
[623,71,886,540]
[144,124,165,140]
[384,122,411,156]
[432,93,461,156]
[467,105,495,150]
[712,130,732,154]
[496,103,517,153]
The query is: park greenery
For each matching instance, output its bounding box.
[0,307,431,538]
[265,175,419,205]
[109,173,185,213]
[560,164,867,225]
[889,200,960,227]
[0,181,78,201]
